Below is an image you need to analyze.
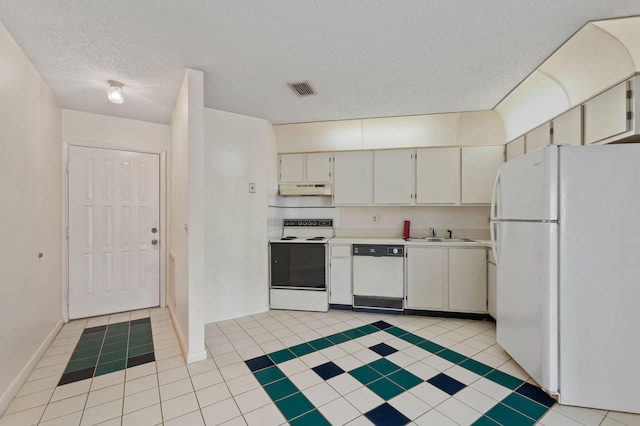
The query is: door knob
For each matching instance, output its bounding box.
[151,227,158,233]
[151,239,158,245]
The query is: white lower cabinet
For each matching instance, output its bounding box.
[329,245,352,305]
[405,247,445,310]
[406,246,487,314]
[448,248,487,313]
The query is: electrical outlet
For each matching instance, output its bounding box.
[373,214,381,223]
[249,183,256,193]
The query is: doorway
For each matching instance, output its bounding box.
[68,146,161,319]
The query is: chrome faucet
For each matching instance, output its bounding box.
[447,229,452,239]
[429,227,436,237]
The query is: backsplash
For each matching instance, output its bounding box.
[268,192,491,240]
[337,205,491,239]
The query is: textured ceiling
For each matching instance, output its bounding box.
[1,1,640,125]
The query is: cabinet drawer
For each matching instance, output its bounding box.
[330,245,351,257]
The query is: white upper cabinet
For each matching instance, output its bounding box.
[279,152,332,183]
[306,152,333,182]
[525,122,552,153]
[279,153,304,183]
[506,136,525,161]
[333,151,373,205]
[584,80,629,144]
[416,147,460,204]
[461,146,504,204]
[373,149,415,204]
[552,106,582,146]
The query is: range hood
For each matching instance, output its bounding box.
[279,183,332,196]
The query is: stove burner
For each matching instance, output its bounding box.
[306,237,326,241]
[280,236,297,240]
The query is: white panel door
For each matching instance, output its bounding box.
[279,154,304,183]
[552,106,582,146]
[583,80,629,144]
[329,257,352,305]
[461,146,504,204]
[506,136,525,162]
[306,152,333,182]
[373,149,415,204]
[405,247,444,310]
[333,151,373,205]
[69,146,160,319]
[525,122,552,153]
[416,147,460,204]
[448,248,486,312]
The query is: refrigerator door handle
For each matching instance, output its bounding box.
[490,171,500,221]
[490,220,500,267]
[490,171,501,267]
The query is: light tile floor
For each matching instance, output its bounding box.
[1,307,639,425]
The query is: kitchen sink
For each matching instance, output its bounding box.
[404,237,479,243]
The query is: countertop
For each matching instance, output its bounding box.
[330,237,492,248]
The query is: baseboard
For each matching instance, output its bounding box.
[167,304,209,364]
[204,304,269,325]
[167,304,188,361]
[186,350,207,364]
[0,320,63,416]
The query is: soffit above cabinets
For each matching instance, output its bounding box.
[1,2,640,125]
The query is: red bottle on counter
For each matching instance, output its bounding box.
[403,220,411,239]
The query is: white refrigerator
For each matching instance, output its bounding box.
[490,144,640,414]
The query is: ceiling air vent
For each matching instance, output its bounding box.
[288,80,316,97]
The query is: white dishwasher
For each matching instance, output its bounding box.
[352,244,404,311]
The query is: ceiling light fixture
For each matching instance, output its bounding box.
[107,80,124,104]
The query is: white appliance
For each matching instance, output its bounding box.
[269,219,333,312]
[352,244,404,311]
[278,183,332,196]
[490,144,640,413]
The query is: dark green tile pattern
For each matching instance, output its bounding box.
[249,320,555,424]
[253,364,329,423]
[58,318,154,386]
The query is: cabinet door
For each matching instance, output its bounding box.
[416,148,460,204]
[584,80,629,144]
[279,154,304,183]
[306,152,333,182]
[329,257,352,305]
[373,149,415,204]
[449,248,487,312]
[333,151,373,205]
[406,247,444,310]
[526,123,552,153]
[506,136,525,162]
[553,106,582,146]
[461,146,504,204]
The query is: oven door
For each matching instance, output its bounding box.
[270,243,326,290]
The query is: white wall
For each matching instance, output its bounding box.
[203,108,275,323]
[0,23,63,415]
[275,110,505,153]
[497,20,637,142]
[62,110,170,150]
[169,70,206,363]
